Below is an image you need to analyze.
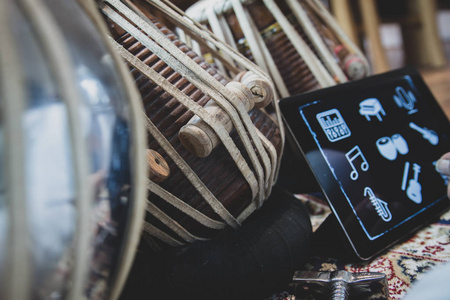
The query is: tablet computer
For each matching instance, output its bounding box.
[280,67,450,260]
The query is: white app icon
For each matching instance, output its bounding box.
[393,86,418,114]
[376,134,409,161]
[401,162,422,204]
[409,122,439,145]
[316,109,351,142]
[345,145,369,180]
[364,187,392,222]
[359,98,386,122]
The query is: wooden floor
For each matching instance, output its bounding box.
[421,64,450,119]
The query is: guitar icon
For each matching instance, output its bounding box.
[409,122,439,145]
[402,162,422,204]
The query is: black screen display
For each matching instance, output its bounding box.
[281,68,450,259]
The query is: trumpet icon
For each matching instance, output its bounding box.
[364,187,392,222]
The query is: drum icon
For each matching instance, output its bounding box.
[377,137,398,161]
[392,134,409,155]
[376,134,409,161]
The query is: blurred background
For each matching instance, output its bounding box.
[327,0,450,118]
[172,0,450,117]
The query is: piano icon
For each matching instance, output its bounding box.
[359,98,386,122]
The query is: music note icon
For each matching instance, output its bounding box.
[345,145,369,180]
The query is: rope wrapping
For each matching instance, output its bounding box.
[184,0,370,96]
[99,0,284,247]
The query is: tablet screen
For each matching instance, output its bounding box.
[280,68,450,259]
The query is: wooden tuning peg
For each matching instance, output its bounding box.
[147,149,170,183]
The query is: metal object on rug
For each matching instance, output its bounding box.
[292,270,388,300]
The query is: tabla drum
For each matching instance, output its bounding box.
[185,0,370,98]
[0,0,147,299]
[96,0,284,249]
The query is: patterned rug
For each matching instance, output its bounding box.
[344,209,450,299]
[270,196,450,299]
